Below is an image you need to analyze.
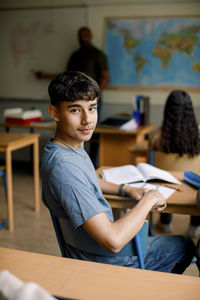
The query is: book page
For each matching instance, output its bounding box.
[101,165,145,184]
[129,182,175,199]
[137,163,181,184]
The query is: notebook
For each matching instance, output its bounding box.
[101,163,181,185]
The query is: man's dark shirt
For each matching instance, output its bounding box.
[67,45,108,84]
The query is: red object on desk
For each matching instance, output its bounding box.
[6,117,42,125]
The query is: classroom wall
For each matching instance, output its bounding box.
[0,0,200,127]
[0,6,86,99]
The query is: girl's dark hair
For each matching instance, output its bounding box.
[48,71,100,106]
[161,89,200,156]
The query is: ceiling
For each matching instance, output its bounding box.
[0,0,198,9]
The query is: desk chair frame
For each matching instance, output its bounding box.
[50,213,148,269]
[0,167,8,229]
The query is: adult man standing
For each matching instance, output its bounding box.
[67,27,109,94]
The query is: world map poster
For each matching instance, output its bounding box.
[105,17,200,89]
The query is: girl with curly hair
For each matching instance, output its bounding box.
[149,89,200,237]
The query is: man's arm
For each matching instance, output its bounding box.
[35,71,58,80]
[83,190,166,253]
[97,50,109,90]
[99,70,109,90]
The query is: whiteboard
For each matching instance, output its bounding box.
[0,7,86,99]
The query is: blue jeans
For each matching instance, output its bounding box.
[130,235,195,273]
[68,235,195,274]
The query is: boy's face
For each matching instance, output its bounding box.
[49,99,98,148]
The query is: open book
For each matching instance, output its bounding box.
[101,163,181,185]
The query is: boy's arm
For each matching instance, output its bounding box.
[99,177,148,201]
[82,190,166,253]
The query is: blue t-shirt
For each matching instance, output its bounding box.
[41,141,121,262]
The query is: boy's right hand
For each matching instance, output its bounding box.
[143,189,167,211]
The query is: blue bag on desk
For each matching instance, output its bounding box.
[183,171,200,189]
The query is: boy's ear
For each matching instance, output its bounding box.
[48,105,60,122]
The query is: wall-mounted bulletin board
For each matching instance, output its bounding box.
[0,7,86,99]
[105,16,200,91]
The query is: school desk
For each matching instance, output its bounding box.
[0,132,40,231]
[0,247,199,300]
[97,167,200,216]
[94,124,154,166]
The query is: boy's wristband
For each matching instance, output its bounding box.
[118,183,127,196]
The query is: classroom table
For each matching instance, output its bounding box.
[97,167,200,216]
[0,247,199,300]
[93,124,154,166]
[0,132,40,231]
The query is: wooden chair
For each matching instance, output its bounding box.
[129,140,148,165]
[0,166,8,229]
[50,213,148,269]
[149,151,200,172]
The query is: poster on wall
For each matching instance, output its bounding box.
[104,16,200,90]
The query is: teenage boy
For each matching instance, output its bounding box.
[41,71,195,273]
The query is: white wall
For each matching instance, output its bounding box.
[0,7,86,99]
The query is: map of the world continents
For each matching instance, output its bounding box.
[105,17,200,88]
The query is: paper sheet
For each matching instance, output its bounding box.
[128,182,175,199]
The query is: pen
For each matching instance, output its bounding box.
[159,184,183,192]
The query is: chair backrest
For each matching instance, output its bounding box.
[50,213,148,269]
[196,238,200,277]
[149,151,200,172]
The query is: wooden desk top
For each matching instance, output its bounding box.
[0,132,40,144]
[0,247,199,300]
[95,123,154,135]
[0,132,40,152]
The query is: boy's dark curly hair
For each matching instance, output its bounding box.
[161,90,200,156]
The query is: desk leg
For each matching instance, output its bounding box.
[6,148,14,231]
[33,138,40,211]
